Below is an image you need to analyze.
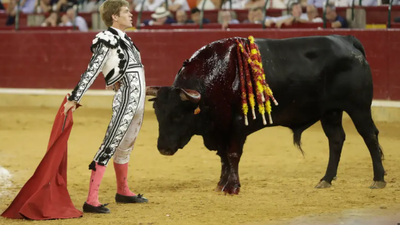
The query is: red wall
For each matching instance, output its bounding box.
[0,29,399,100]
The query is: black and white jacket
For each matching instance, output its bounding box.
[68,27,142,103]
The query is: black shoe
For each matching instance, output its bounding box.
[83,202,110,214]
[115,193,148,203]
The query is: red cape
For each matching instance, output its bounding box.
[1,95,83,220]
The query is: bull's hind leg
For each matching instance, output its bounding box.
[347,109,386,189]
[316,111,345,188]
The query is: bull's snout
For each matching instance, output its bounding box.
[157,136,178,155]
[158,148,176,156]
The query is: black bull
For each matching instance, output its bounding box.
[146,35,386,195]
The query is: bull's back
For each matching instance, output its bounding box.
[255,35,366,79]
[253,35,372,126]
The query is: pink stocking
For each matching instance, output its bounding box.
[113,161,135,196]
[86,162,106,206]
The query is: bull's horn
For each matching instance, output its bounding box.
[180,88,201,103]
[146,86,161,96]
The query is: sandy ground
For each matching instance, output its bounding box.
[0,105,399,225]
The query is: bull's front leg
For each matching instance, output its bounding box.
[215,150,230,192]
[217,137,245,195]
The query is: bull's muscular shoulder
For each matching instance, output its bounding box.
[90,30,120,53]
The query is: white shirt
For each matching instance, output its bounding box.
[308,0,325,7]
[75,16,89,32]
[135,0,164,12]
[62,16,89,32]
[334,0,349,6]
[197,0,216,10]
[110,27,126,39]
[299,13,309,20]
[266,13,308,23]
[221,0,246,9]
[167,0,190,11]
[265,0,287,9]
[312,17,323,22]
[348,0,377,6]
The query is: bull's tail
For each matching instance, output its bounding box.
[379,144,385,160]
[293,128,305,156]
[374,122,385,160]
[350,35,366,58]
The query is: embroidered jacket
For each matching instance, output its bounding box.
[68,27,142,103]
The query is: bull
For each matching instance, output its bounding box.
[146,35,386,195]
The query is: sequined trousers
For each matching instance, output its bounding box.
[92,67,146,167]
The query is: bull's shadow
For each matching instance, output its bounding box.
[144,179,216,193]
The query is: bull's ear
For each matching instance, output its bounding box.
[179,88,201,103]
[146,86,161,96]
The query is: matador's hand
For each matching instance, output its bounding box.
[114,81,121,91]
[63,100,77,115]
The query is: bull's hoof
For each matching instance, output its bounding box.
[370,181,386,189]
[315,180,331,189]
[215,185,224,192]
[222,186,240,195]
[216,183,240,195]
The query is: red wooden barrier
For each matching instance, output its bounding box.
[0,29,399,100]
[0,26,74,31]
[388,23,400,28]
[138,22,331,29]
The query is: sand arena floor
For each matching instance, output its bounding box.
[0,104,400,225]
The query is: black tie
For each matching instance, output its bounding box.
[125,34,140,52]
[124,34,132,47]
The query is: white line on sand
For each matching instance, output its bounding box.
[0,166,12,198]
[1,88,400,108]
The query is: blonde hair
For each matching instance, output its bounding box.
[99,0,129,27]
